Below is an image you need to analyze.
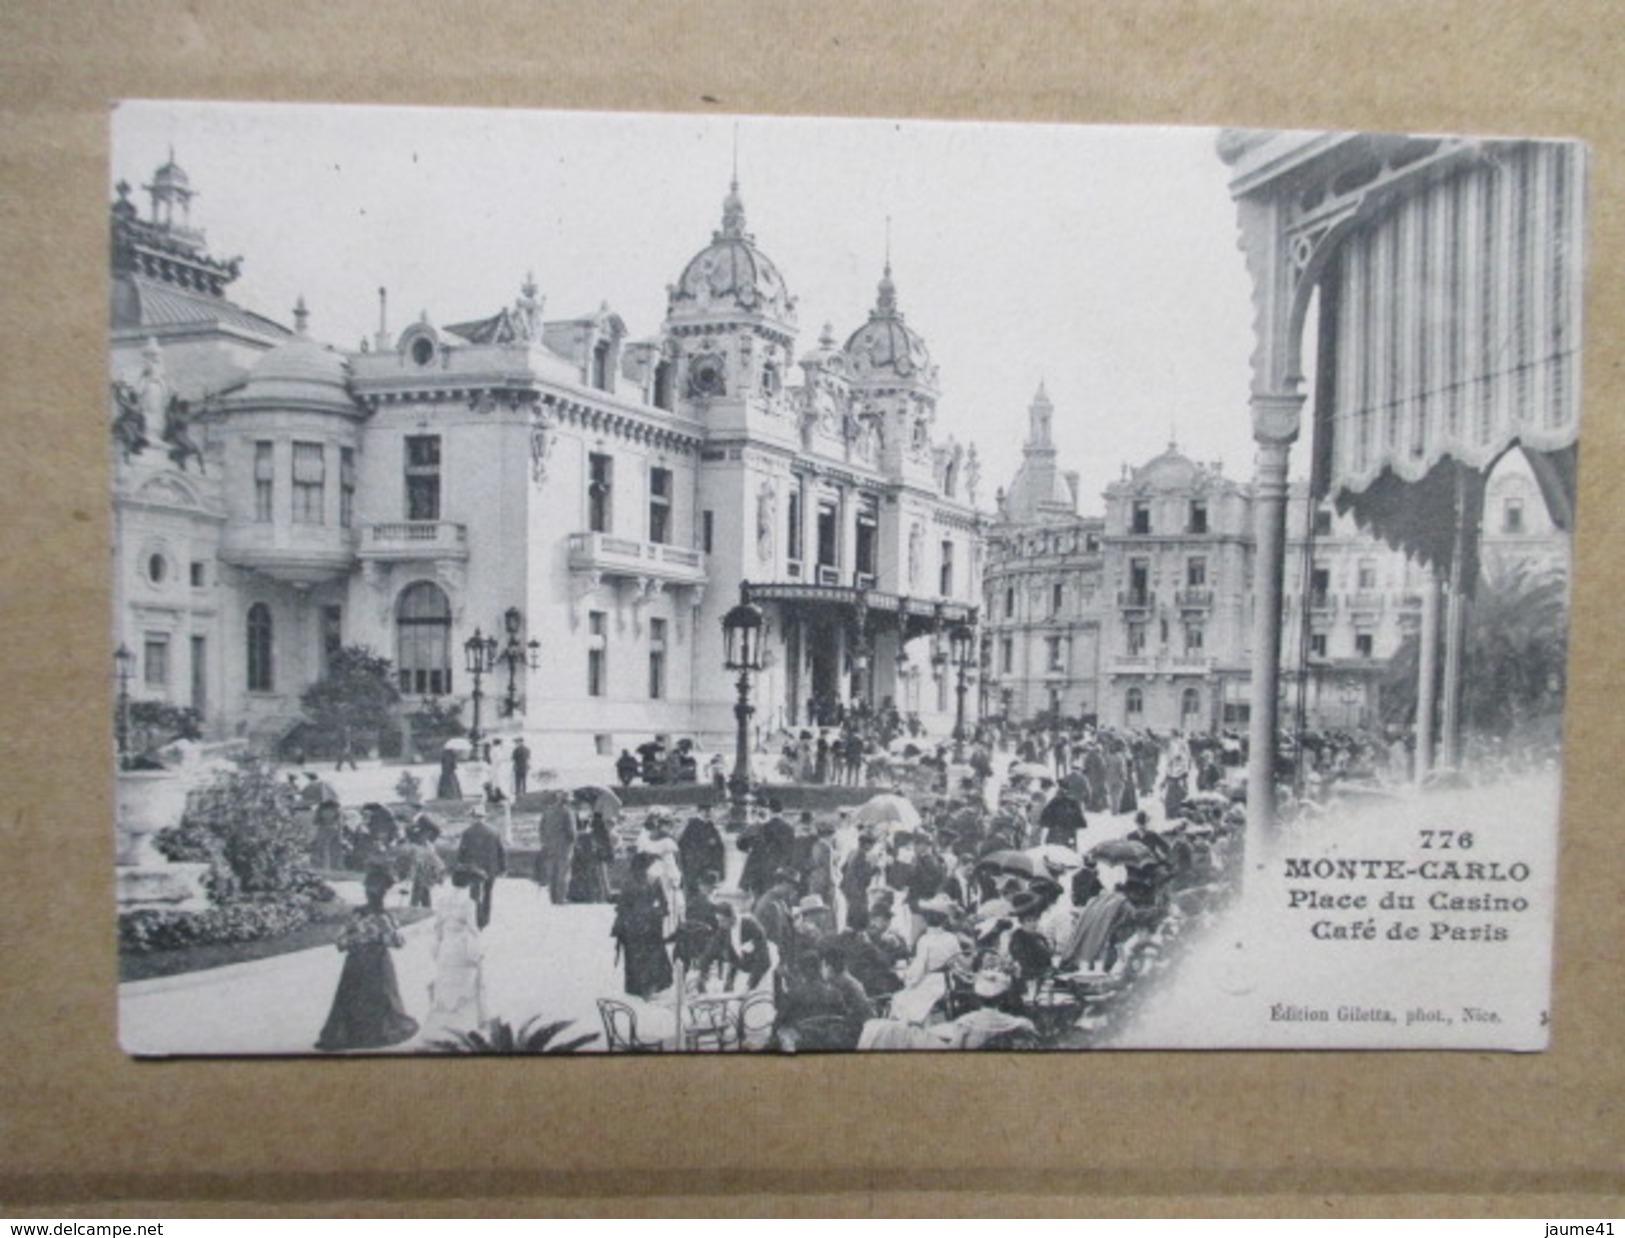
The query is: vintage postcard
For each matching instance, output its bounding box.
[110,102,1582,1054]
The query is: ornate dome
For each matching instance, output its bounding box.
[1133,443,1203,491]
[842,263,935,388]
[230,311,357,411]
[669,181,795,324]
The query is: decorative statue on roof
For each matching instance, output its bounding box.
[965,444,981,506]
[907,522,924,589]
[110,379,149,462]
[162,394,205,474]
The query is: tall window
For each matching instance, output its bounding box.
[1181,688,1202,726]
[1357,559,1377,589]
[1313,507,1333,536]
[1355,632,1375,658]
[1125,687,1143,721]
[1127,621,1147,654]
[1129,559,1150,606]
[1184,621,1204,654]
[246,602,273,692]
[1187,557,1207,588]
[648,617,667,700]
[1000,637,1013,674]
[1310,565,1331,608]
[648,467,672,545]
[143,632,169,688]
[939,540,955,596]
[1503,498,1525,533]
[340,447,356,529]
[1004,586,1015,619]
[587,611,607,697]
[292,442,325,525]
[1131,501,1151,534]
[321,605,343,676]
[816,501,838,568]
[405,435,441,521]
[396,582,451,695]
[588,454,613,534]
[1189,500,1208,534]
[702,510,714,554]
[1309,632,1328,658]
[786,490,802,563]
[253,441,274,522]
[855,500,878,580]
[1051,582,1065,616]
[1046,636,1066,673]
[592,340,612,391]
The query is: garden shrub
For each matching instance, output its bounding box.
[119,896,316,953]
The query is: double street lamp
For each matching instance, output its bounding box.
[463,628,499,746]
[721,580,765,825]
[499,605,541,717]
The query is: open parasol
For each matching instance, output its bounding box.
[853,793,922,832]
[976,848,1039,877]
[1088,838,1155,866]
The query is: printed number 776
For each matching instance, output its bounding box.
[1419,830,1473,850]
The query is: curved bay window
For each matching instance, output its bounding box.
[397,582,452,695]
[246,602,274,692]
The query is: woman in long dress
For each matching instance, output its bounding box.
[886,896,964,1024]
[422,869,486,1040]
[611,852,673,999]
[567,810,613,903]
[316,867,419,1052]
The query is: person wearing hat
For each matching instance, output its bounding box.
[887,893,962,1024]
[636,812,685,935]
[697,901,773,992]
[422,865,486,1041]
[1005,890,1054,982]
[805,815,839,912]
[611,851,674,999]
[738,799,794,899]
[403,813,445,909]
[1038,781,1087,848]
[792,892,835,950]
[536,790,577,907]
[315,865,419,1052]
[677,806,726,902]
[454,801,506,930]
[751,869,799,955]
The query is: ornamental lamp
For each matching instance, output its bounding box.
[721,581,766,672]
[949,621,975,668]
[504,606,523,637]
[463,628,498,674]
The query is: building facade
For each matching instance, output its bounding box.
[111,160,984,759]
[983,389,1565,735]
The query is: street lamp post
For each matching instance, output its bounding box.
[114,643,136,769]
[463,628,499,748]
[721,580,765,828]
[949,616,976,760]
[499,606,541,717]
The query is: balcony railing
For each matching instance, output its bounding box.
[1117,589,1154,610]
[1347,590,1385,612]
[357,520,468,561]
[816,564,841,586]
[1308,592,1337,613]
[567,531,707,584]
[1175,587,1214,608]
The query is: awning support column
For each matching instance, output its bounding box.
[1245,392,1304,838]
[1415,567,1442,782]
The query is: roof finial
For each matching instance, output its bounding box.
[731,121,739,192]
[876,218,898,314]
[293,294,309,335]
[884,214,892,275]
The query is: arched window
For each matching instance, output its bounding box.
[1125,687,1143,723]
[397,582,452,695]
[1181,687,1202,729]
[246,602,274,692]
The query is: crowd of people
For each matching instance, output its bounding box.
[309,709,1504,1053]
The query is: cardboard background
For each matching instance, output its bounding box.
[0,0,1620,1215]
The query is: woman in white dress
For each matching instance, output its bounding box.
[886,895,963,1024]
[423,870,486,1041]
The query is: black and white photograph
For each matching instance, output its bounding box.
[110,101,1584,1055]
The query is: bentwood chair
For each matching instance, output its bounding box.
[596,998,664,1053]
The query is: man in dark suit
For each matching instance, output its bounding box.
[537,791,578,906]
[454,802,507,929]
[511,738,531,796]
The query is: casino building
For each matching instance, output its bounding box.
[111,157,985,759]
